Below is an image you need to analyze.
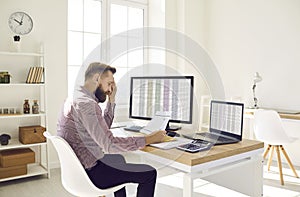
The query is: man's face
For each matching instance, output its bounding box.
[95,71,114,103]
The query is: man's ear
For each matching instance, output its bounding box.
[93,73,100,83]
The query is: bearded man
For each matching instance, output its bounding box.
[57,62,166,197]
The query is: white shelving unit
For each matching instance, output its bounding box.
[199,95,211,131]
[0,50,50,182]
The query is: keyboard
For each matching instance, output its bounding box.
[124,125,144,132]
[196,133,234,142]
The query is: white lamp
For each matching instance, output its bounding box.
[252,72,262,108]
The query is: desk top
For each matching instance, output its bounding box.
[245,109,300,120]
[141,139,263,166]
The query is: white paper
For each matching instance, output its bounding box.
[150,137,192,149]
[140,113,171,134]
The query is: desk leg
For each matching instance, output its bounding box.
[183,173,193,197]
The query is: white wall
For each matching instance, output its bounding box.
[203,0,300,165]
[204,0,300,110]
[167,0,300,110]
[166,0,300,165]
[0,0,68,168]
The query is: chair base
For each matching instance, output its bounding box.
[263,144,299,185]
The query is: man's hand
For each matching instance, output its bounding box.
[145,130,167,145]
[108,82,117,103]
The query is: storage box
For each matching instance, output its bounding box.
[0,165,27,179]
[0,148,35,167]
[19,125,46,144]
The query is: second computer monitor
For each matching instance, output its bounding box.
[129,76,194,124]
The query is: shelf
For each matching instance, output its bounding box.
[0,163,48,182]
[0,47,49,182]
[0,83,45,87]
[0,139,47,150]
[0,51,43,57]
[0,112,46,119]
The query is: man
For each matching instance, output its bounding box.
[57,62,166,197]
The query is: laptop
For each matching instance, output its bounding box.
[182,100,244,145]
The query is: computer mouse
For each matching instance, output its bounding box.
[167,131,180,137]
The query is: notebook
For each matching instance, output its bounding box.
[182,100,244,145]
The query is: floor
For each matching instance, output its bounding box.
[0,161,299,197]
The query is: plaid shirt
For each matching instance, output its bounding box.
[57,86,145,169]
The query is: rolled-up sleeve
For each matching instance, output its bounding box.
[103,102,115,128]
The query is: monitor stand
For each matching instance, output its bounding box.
[165,122,181,132]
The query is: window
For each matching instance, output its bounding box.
[68,0,147,98]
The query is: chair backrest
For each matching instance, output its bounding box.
[43,132,106,196]
[253,110,290,145]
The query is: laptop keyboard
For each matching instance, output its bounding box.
[196,133,234,142]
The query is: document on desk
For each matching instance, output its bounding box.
[150,137,192,150]
[140,113,170,135]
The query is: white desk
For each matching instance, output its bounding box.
[112,128,264,197]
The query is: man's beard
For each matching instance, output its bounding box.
[95,85,107,103]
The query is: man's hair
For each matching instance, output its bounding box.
[84,62,116,81]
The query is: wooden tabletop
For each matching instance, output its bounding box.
[141,139,264,166]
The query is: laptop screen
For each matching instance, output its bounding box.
[209,100,244,140]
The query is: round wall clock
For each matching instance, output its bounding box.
[8,12,33,35]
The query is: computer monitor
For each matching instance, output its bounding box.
[129,76,194,130]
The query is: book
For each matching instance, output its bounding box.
[39,67,44,83]
[35,67,41,83]
[26,67,33,83]
[34,67,40,83]
[26,66,44,83]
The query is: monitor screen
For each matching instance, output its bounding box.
[129,76,194,124]
[209,100,244,139]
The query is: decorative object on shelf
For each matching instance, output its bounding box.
[252,72,263,109]
[0,72,11,83]
[19,125,46,144]
[12,35,21,52]
[0,165,27,179]
[15,108,21,114]
[0,148,35,179]
[8,12,33,36]
[0,134,11,145]
[26,67,44,83]
[0,107,20,115]
[0,148,35,167]
[23,99,30,114]
[3,108,9,114]
[32,100,39,114]
[9,108,15,114]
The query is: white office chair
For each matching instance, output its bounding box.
[253,110,299,185]
[43,131,130,197]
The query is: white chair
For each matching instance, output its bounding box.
[253,110,299,185]
[43,131,130,197]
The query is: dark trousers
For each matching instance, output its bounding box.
[86,154,157,197]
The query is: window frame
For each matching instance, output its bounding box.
[67,0,148,98]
